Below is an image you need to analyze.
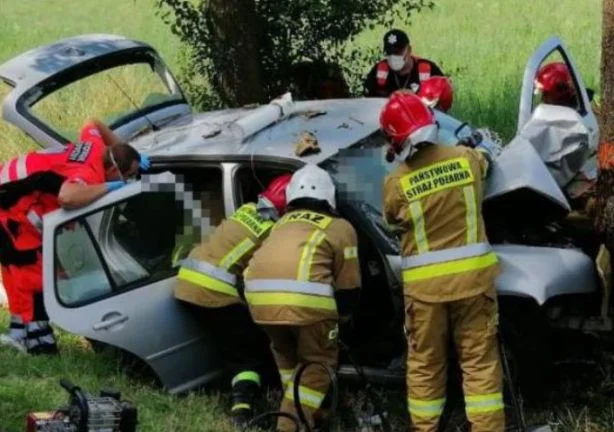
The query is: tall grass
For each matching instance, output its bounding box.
[0,0,602,162]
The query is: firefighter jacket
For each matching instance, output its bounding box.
[174,203,275,308]
[243,209,361,326]
[383,144,501,303]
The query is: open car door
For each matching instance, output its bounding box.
[41,172,225,394]
[517,35,599,149]
[0,34,191,150]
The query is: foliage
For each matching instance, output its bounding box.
[154,0,434,109]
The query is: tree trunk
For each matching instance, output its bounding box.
[594,0,614,247]
[205,0,265,106]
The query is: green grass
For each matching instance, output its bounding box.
[0,0,609,430]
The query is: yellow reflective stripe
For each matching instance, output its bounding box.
[402,252,498,283]
[280,369,294,387]
[218,238,256,271]
[284,385,326,409]
[465,392,504,414]
[245,292,336,311]
[177,268,239,297]
[408,397,446,418]
[232,371,261,386]
[409,202,429,253]
[231,403,252,411]
[297,230,327,281]
[344,246,358,259]
[463,186,478,244]
[399,157,474,202]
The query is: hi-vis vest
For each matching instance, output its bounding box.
[383,145,500,303]
[243,209,360,326]
[173,203,275,308]
[376,56,432,91]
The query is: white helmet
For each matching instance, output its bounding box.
[286,164,336,210]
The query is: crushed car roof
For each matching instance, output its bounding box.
[0,34,151,88]
[131,97,389,165]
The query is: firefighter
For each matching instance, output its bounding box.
[172,173,292,427]
[534,62,578,108]
[363,29,444,98]
[416,76,454,113]
[0,118,146,355]
[243,164,361,432]
[380,92,504,432]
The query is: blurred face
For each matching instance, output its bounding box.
[388,46,410,72]
[105,151,140,182]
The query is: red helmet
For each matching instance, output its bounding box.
[379,92,438,160]
[417,76,454,112]
[258,173,293,215]
[535,62,575,104]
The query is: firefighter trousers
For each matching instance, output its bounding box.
[405,287,505,432]
[262,319,339,432]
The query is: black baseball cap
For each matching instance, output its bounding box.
[383,29,410,55]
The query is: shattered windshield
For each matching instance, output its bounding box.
[27,50,184,143]
[321,115,470,254]
[321,131,401,252]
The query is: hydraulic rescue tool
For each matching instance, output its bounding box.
[25,379,138,432]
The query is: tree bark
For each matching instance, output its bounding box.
[595,0,614,246]
[205,0,265,106]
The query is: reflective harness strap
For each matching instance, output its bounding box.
[418,60,432,82]
[376,60,390,88]
[218,237,256,271]
[463,186,478,244]
[245,279,337,311]
[297,230,327,281]
[177,258,238,297]
[0,155,29,185]
[27,210,43,234]
[409,202,429,253]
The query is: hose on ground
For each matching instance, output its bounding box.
[242,361,338,432]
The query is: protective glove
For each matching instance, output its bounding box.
[139,154,151,172]
[106,181,126,192]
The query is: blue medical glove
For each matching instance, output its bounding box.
[106,181,126,192]
[139,154,151,171]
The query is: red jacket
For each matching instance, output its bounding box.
[0,124,108,251]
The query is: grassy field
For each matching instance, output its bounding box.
[0,0,609,430]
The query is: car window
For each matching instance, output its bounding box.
[531,50,585,115]
[54,167,224,307]
[233,165,293,207]
[28,50,184,144]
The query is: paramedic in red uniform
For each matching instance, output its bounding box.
[0,118,146,355]
[363,29,444,98]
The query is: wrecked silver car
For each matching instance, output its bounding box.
[0,33,605,395]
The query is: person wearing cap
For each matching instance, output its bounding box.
[363,29,444,98]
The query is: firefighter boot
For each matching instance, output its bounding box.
[230,371,261,428]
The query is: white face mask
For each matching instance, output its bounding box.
[387,55,406,71]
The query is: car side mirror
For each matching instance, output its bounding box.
[586,87,595,103]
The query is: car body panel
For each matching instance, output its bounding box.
[132,98,389,166]
[42,176,225,394]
